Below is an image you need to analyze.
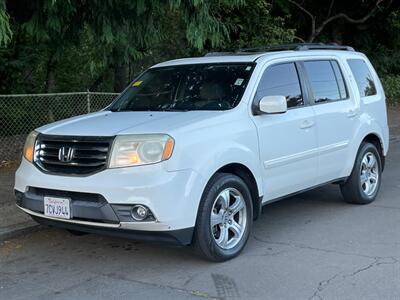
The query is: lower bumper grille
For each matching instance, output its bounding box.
[16,188,120,224]
[15,188,154,224]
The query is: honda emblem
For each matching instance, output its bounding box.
[58,147,75,163]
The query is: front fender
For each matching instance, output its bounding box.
[165,113,263,203]
[195,142,264,198]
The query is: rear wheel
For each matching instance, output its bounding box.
[193,173,253,262]
[340,142,382,204]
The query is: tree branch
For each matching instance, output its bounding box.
[287,0,316,41]
[327,0,335,18]
[287,0,314,20]
[289,0,385,42]
[314,0,384,38]
[293,35,306,43]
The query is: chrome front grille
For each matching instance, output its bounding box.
[34,135,114,175]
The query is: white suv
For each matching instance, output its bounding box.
[15,44,389,261]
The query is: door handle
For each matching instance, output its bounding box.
[300,120,314,129]
[347,109,357,118]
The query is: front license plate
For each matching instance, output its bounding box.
[44,197,71,219]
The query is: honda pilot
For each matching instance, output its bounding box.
[15,44,389,261]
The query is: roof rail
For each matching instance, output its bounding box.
[294,43,354,51]
[204,52,237,57]
[239,43,354,52]
[204,43,355,56]
[204,51,257,57]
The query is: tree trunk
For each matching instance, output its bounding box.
[307,34,316,43]
[46,55,56,93]
[89,67,111,91]
[331,23,344,45]
[113,62,129,93]
[46,53,56,122]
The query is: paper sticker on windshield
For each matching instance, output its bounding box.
[245,66,252,71]
[132,80,143,87]
[234,78,244,86]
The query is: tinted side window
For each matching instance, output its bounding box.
[347,59,377,97]
[256,63,303,108]
[303,60,347,103]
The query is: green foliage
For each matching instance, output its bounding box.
[0,0,399,95]
[381,75,400,106]
[174,0,244,50]
[0,34,49,93]
[0,0,12,45]
[3,0,247,92]
[366,46,400,77]
[217,0,295,50]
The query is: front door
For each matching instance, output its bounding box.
[251,62,318,201]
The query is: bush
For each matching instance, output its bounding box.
[381,75,400,106]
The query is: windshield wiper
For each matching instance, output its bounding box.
[158,108,189,112]
[108,108,153,112]
[108,108,189,112]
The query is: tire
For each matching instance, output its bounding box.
[340,142,382,204]
[193,173,253,262]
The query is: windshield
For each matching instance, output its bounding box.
[109,63,254,112]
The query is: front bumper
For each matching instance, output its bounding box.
[15,188,194,245]
[28,212,193,245]
[15,159,207,243]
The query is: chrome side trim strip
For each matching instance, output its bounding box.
[264,141,349,169]
[264,148,318,169]
[120,222,172,231]
[318,141,349,155]
[17,205,121,228]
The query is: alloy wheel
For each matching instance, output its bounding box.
[210,187,247,250]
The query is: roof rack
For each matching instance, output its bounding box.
[295,43,354,51]
[204,43,354,57]
[204,52,237,57]
[204,51,257,57]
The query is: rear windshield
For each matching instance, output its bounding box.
[109,63,254,112]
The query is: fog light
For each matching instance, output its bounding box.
[131,205,149,221]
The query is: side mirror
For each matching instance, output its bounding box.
[258,95,287,114]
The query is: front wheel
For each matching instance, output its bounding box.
[340,142,382,204]
[193,173,253,262]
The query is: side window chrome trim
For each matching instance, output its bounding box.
[330,60,349,100]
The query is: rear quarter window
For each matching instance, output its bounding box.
[347,59,377,97]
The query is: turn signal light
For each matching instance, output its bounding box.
[25,147,34,162]
[163,138,174,160]
[23,131,38,163]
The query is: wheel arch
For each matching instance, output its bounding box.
[214,163,262,220]
[345,116,387,177]
[361,133,385,170]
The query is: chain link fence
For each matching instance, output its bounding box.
[0,92,120,163]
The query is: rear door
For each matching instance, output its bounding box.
[301,59,358,184]
[251,61,319,201]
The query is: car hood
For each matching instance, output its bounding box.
[36,110,223,136]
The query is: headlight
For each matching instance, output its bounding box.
[23,131,38,163]
[109,134,174,168]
